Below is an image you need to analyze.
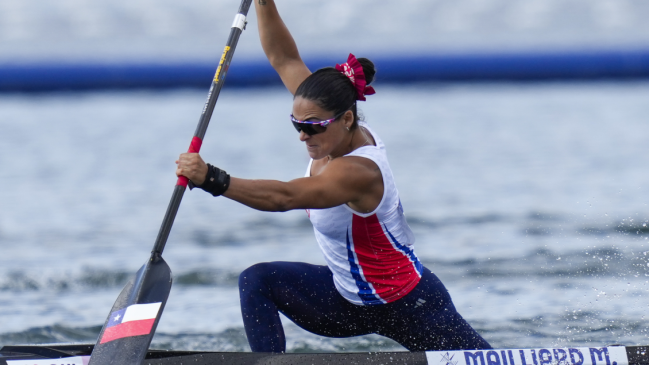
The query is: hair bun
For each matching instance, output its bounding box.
[357,58,376,85]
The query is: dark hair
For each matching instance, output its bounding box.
[294,57,375,130]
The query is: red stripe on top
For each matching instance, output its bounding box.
[99,318,156,344]
[351,214,421,303]
[177,136,204,187]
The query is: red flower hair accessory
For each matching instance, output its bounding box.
[335,53,376,101]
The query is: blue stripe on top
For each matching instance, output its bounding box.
[383,224,424,276]
[345,230,383,305]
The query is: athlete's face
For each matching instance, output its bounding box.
[292,97,353,160]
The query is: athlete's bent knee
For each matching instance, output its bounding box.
[238,262,279,291]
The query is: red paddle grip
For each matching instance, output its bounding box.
[177,136,204,187]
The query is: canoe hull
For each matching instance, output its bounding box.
[2,344,647,365]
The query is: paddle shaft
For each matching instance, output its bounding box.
[152,0,252,257]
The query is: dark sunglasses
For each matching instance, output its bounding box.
[290,110,348,136]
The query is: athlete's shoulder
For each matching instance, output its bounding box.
[333,155,379,175]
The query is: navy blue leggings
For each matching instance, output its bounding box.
[238,262,491,352]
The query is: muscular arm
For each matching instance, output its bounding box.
[254,0,311,94]
[224,157,382,212]
[176,152,383,212]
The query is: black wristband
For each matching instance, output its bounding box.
[191,163,230,197]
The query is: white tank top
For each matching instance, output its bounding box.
[305,122,423,306]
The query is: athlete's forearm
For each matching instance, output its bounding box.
[254,0,301,69]
[223,177,297,212]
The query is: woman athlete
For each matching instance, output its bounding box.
[176,0,491,353]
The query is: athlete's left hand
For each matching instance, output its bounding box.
[176,153,209,186]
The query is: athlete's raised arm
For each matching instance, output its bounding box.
[255,0,311,94]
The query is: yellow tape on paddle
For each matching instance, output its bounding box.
[214,46,231,83]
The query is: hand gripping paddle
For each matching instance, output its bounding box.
[88,1,253,363]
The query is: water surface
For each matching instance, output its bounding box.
[1,82,649,351]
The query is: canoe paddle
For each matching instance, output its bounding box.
[88,1,252,363]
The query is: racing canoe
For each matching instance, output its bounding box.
[1,343,648,365]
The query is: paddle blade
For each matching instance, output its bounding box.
[88,255,172,365]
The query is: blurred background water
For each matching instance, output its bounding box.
[1,0,649,354]
[1,0,649,63]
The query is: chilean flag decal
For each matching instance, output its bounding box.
[100,302,162,344]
